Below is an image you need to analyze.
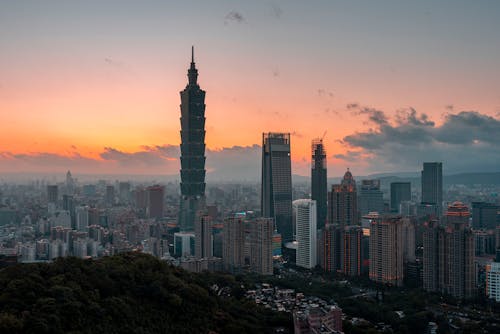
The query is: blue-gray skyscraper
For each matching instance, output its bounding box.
[421,162,443,216]
[179,47,206,231]
[311,139,327,230]
[261,133,293,242]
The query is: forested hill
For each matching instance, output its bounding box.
[0,253,292,334]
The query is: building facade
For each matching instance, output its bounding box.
[249,218,274,275]
[179,47,207,231]
[390,182,411,213]
[369,214,405,287]
[195,214,213,259]
[261,132,293,242]
[311,139,327,230]
[421,162,443,216]
[294,199,317,269]
[222,216,245,273]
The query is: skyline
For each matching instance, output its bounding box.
[1,1,499,177]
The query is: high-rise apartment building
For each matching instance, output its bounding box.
[486,262,500,302]
[195,214,213,259]
[343,225,362,276]
[179,47,207,231]
[421,162,443,216]
[147,185,164,220]
[249,218,274,275]
[390,182,411,213]
[105,185,115,206]
[261,132,293,242]
[75,206,89,232]
[358,179,384,216]
[423,202,475,299]
[222,216,245,273]
[328,169,358,227]
[369,214,405,287]
[311,139,327,230]
[293,199,317,269]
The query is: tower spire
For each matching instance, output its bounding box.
[187,46,198,85]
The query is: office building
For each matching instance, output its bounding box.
[75,206,89,232]
[174,232,195,257]
[472,202,499,230]
[147,185,164,220]
[390,182,411,213]
[421,162,443,216]
[358,179,384,216]
[249,218,274,275]
[261,132,293,242]
[293,199,317,269]
[195,214,213,259]
[369,214,405,287]
[179,47,207,231]
[311,139,327,230]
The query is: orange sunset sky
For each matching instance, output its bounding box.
[1,1,499,179]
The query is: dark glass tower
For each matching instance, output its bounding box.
[421,162,442,216]
[261,133,293,242]
[179,47,206,231]
[311,139,327,230]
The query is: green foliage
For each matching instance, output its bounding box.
[0,253,292,333]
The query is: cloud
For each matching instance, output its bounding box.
[225,11,245,24]
[271,4,283,18]
[0,144,264,180]
[338,107,500,173]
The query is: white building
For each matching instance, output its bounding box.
[293,199,317,269]
[486,262,500,302]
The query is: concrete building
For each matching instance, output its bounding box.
[147,185,164,220]
[105,185,115,206]
[249,218,274,275]
[369,214,405,287]
[195,214,213,259]
[75,205,89,232]
[222,216,245,272]
[343,225,362,277]
[261,132,293,242]
[486,262,500,302]
[174,232,195,257]
[328,169,358,227]
[294,199,317,269]
[423,202,475,299]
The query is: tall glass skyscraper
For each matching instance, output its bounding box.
[311,139,327,230]
[421,162,443,216]
[261,133,293,242]
[179,47,206,231]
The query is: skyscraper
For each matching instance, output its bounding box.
[390,182,411,213]
[261,132,293,242]
[328,169,358,227]
[249,218,274,275]
[293,199,317,269]
[147,185,164,220]
[369,214,405,287]
[179,47,207,231]
[358,179,384,216]
[195,214,213,259]
[472,202,500,230]
[311,139,327,230]
[421,162,443,216]
[342,225,362,277]
[423,202,475,299]
[47,185,58,205]
[222,216,245,273]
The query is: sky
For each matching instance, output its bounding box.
[0,0,499,179]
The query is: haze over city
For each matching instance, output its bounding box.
[1,0,499,178]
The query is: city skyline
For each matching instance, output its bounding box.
[1,1,499,178]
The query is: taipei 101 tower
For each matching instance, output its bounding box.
[178,47,206,231]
